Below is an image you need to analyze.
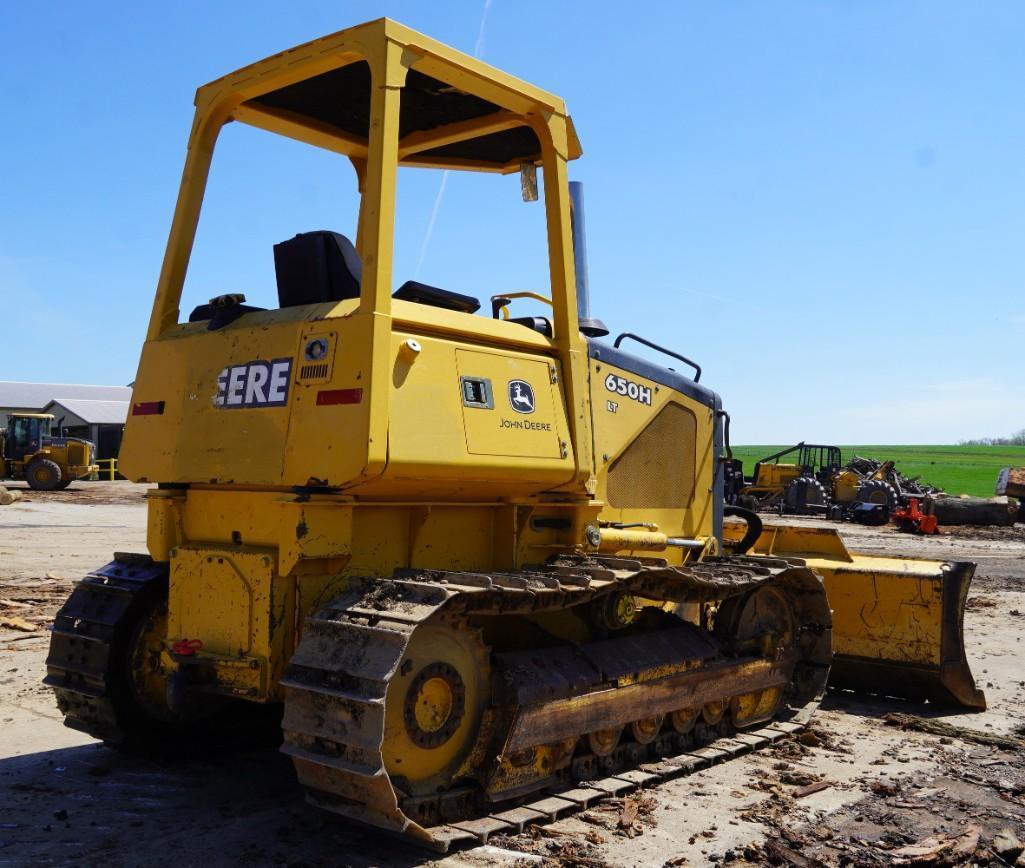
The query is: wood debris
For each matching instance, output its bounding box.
[618,798,639,829]
[794,780,831,798]
[0,616,40,632]
[890,824,980,865]
[884,713,1024,749]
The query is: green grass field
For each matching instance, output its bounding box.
[730,445,1025,498]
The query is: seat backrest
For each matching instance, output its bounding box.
[273,231,362,308]
[393,280,480,314]
[509,315,553,337]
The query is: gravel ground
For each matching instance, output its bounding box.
[1,486,1023,867]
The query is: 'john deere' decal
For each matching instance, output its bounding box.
[215,359,292,408]
[507,379,535,414]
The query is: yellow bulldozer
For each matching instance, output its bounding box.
[1,412,98,490]
[45,20,982,851]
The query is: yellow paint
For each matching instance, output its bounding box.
[111,17,735,705]
[413,677,454,734]
[113,17,965,725]
[167,545,292,698]
[589,357,715,559]
[724,522,948,666]
[128,595,171,715]
[833,470,861,503]
[750,462,803,494]
[382,622,490,794]
[2,413,98,486]
[94,457,119,481]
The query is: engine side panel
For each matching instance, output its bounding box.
[588,346,719,553]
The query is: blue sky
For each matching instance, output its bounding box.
[2,1,1021,443]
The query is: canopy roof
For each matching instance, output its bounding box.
[0,381,132,409]
[200,18,582,173]
[45,399,130,426]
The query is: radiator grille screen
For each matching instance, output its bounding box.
[299,363,329,380]
[607,403,696,508]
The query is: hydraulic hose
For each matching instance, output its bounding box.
[723,504,763,555]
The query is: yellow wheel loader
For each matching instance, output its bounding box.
[727,441,900,521]
[730,442,842,512]
[45,19,982,851]
[2,413,98,490]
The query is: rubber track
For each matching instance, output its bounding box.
[280,554,830,851]
[44,555,166,743]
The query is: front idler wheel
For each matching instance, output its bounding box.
[716,584,796,728]
[383,622,490,797]
[404,662,466,748]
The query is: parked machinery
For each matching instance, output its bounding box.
[1,413,98,490]
[726,442,900,523]
[996,467,1025,523]
[728,442,840,513]
[45,20,982,850]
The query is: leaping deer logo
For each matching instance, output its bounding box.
[508,380,535,414]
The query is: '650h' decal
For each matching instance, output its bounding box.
[604,372,652,405]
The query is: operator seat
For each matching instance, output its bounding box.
[274,231,362,307]
[393,280,480,314]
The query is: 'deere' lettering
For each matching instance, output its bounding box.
[215,358,293,408]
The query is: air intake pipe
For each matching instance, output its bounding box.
[568,181,609,337]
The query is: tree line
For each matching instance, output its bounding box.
[959,428,1025,446]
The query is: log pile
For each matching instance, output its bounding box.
[845,455,942,498]
[926,495,1017,527]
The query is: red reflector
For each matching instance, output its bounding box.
[316,388,363,406]
[171,638,203,656]
[132,401,165,416]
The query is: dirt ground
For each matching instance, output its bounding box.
[2,483,1024,867]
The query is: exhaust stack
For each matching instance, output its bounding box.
[568,181,609,337]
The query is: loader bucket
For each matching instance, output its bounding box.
[723,522,986,709]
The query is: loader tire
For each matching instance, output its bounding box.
[783,477,829,514]
[737,494,761,512]
[26,458,62,491]
[857,479,900,510]
[56,478,72,490]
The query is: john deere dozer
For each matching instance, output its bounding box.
[45,19,982,851]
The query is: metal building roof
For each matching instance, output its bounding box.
[44,398,130,425]
[0,381,132,408]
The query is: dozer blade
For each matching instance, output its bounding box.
[725,522,985,709]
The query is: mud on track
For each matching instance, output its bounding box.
[2,485,1024,866]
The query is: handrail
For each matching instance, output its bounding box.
[490,291,554,320]
[612,333,702,382]
[93,458,119,481]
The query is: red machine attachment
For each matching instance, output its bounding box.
[892,498,939,535]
